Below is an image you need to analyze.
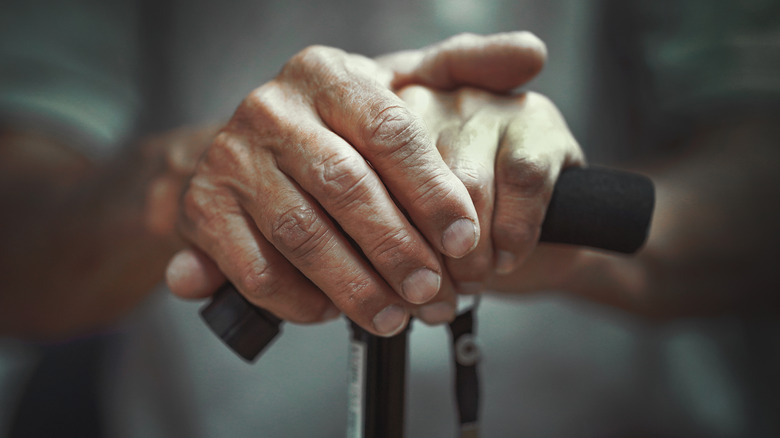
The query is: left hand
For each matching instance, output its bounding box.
[397,86,585,310]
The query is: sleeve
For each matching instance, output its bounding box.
[0,0,144,160]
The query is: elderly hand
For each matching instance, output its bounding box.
[397,86,585,313]
[165,32,548,336]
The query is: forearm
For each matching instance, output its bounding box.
[487,115,780,318]
[0,125,214,339]
[631,116,780,317]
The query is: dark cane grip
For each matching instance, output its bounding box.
[200,283,282,362]
[541,167,654,254]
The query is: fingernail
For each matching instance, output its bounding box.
[495,250,516,274]
[373,305,408,336]
[402,268,441,304]
[442,218,478,258]
[416,302,456,325]
[321,304,341,321]
[457,281,483,295]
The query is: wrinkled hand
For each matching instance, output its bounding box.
[165,32,548,336]
[398,86,585,310]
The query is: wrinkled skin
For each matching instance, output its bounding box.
[163,32,584,336]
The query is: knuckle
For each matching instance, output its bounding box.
[208,131,245,163]
[179,179,221,227]
[340,274,375,309]
[240,261,281,302]
[202,132,259,180]
[452,163,492,207]
[236,84,289,135]
[498,152,550,199]
[364,104,427,160]
[242,86,271,113]
[282,44,343,79]
[367,227,416,266]
[203,131,277,193]
[297,45,339,65]
[282,45,374,109]
[409,170,456,208]
[179,181,243,242]
[316,152,373,209]
[523,93,585,164]
[270,205,331,261]
[179,185,205,223]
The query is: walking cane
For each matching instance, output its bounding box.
[200,166,655,438]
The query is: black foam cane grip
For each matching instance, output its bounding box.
[540,167,654,253]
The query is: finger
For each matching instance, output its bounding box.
[272,117,443,305]
[401,85,501,292]
[411,255,458,326]
[244,84,443,304]
[178,174,337,324]
[166,247,225,299]
[492,93,585,274]
[145,174,182,236]
[377,31,547,92]
[281,47,480,259]
[435,101,503,292]
[233,158,411,337]
[412,286,457,326]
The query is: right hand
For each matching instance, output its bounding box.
[165,33,548,336]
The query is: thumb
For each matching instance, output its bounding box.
[377,31,547,93]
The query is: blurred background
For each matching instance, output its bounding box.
[1,0,779,437]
